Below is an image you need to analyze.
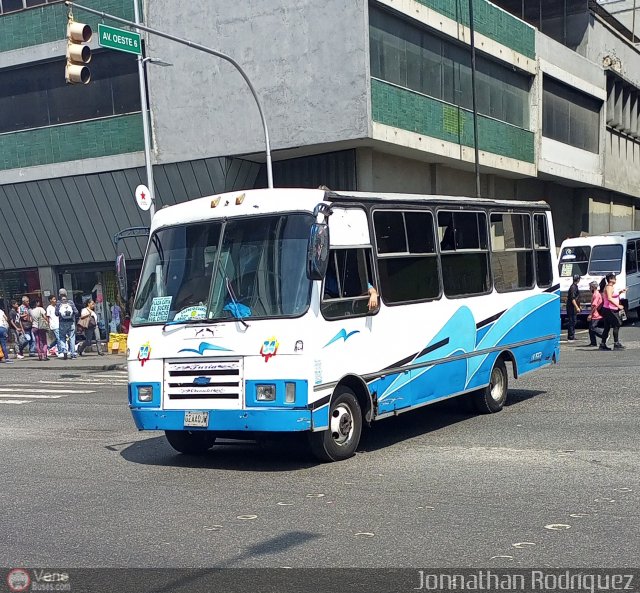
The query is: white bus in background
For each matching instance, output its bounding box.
[120,188,560,462]
[558,232,640,320]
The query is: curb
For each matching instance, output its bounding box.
[5,360,127,372]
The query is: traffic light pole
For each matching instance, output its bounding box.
[133,0,155,220]
[64,1,274,190]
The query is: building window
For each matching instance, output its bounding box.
[0,51,140,134]
[369,4,531,128]
[543,76,601,153]
[438,210,490,297]
[373,209,440,304]
[490,212,534,292]
[0,0,53,14]
[321,248,377,319]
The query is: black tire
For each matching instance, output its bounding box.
[308,389,362,462]
[473,358,508,414]
[165,430,216,455]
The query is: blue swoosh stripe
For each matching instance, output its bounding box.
[323,329,360,348]
[178,342,232,355]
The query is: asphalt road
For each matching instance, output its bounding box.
[0,323,638,570]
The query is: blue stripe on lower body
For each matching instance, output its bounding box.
[131,407,312,432]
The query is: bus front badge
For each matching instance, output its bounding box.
[138,341,152,367]
[260,337,279,362]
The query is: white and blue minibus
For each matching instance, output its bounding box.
[558,232,640,320]
[121,188,560,462]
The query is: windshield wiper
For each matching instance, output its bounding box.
[162,317,218,333]
[223,276,250,329]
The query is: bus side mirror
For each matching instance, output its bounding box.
[116,253,128,303]
[307,222,330,280]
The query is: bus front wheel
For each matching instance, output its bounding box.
[473,359,508,414]
[165,430,216,455]
[308,389,362,462]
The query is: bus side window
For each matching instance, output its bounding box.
[438,210,490,297]
[626,241,637,274]
[374,209,439,303]
[534,213,553,288]
[321,248,376,319]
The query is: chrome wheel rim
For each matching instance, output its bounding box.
[490,367,505,403]
[330,403,354,446]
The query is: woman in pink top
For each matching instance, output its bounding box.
[587,280,603,346]
[600,273,626,350]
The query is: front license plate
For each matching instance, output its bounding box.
[184,411,209,428]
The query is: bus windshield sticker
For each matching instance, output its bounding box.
[148,296,173,322]
[560,264,573,277]
[173,305,207,322]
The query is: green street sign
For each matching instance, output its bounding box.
[98,23,141,55]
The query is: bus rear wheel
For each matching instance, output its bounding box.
[308,389,362,462]
[473,359,508,414]
[165,430,216,455]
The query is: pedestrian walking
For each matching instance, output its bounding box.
[77,299,103,356]
[0,307,13,364]
[46,295,62,356]
[587,280,603,346]
[566,274,581,342]
[600,273,626,350]
[19,295,37,357]
[56,289,78,359]
[30,298,50,361]
[8,301,22,358]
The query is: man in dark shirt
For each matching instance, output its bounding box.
[567,274,581,342]
[8,301,21,357]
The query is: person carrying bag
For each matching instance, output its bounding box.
[77,299,103,356]
[30,298,50,361]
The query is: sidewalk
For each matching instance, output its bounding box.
[3,350,127,371]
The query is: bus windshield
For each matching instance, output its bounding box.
[132,213,314,325]
[588,244,623,275]
[558,245,590,277]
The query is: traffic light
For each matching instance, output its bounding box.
[65,20,92,84]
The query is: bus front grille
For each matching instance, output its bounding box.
[164,358,243,402]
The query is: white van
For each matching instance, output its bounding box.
[558,231,640,319]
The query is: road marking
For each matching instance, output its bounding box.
[0,387,95,394]
[0,394,62,399]
[38,380,127,386]
[0,399,31,405]
[90,374,128,379]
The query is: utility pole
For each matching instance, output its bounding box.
[64,1,274,190]
[468,0,481,199]
[133,0,155,220]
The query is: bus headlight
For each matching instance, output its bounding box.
[256,384,276,401]
[137,385,153,402]
[285,382,296,403]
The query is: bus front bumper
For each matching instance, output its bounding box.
[130,407,314,432]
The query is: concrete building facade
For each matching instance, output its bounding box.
[1,0,639,321]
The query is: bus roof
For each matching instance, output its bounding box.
[330,190,550,210]
[151,187,551,232]
[560,231,640,246]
